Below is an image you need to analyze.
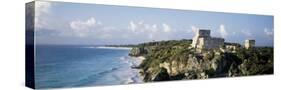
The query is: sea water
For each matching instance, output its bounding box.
[35,45,143,88]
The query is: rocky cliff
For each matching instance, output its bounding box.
[129,39,273,82]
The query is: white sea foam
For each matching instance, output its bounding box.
[118,56,145,84]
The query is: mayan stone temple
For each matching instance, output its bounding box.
[192,29,224,52]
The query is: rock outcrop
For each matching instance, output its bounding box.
[129,47,148,57]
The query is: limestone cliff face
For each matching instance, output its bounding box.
[129,47,148,57]
[142,51,231,81]
[157,52,243,80]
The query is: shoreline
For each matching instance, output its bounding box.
[129,56,146,82]
[120,55,146,84]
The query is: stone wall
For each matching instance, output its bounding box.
[198,29,210,37]
[198,37,224,50]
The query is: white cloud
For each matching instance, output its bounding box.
[127,21,174,40]
[35,1,52,29]
[70,17,97,31]
[128,21,142,33]
[129,21,137,32]
[151,24,158,32]
[264,28,273,36]
[219,24,228,38]
[69,17,103,38]
[162,23,171,32]
[191,26,199,33]
[241,30,252,37]
[128,21,172,33]
[129,21,153,32]
[33,1,71,31]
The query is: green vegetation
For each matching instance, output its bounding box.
[129,39,273,82]
[236,47,274,75]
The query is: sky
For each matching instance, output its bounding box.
[32,1,274,46]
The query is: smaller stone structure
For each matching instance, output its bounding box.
[244,40,255,49]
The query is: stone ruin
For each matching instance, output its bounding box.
[192,29,224,52]
[191,29,256,52]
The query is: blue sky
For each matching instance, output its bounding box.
[34,1,274,46]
